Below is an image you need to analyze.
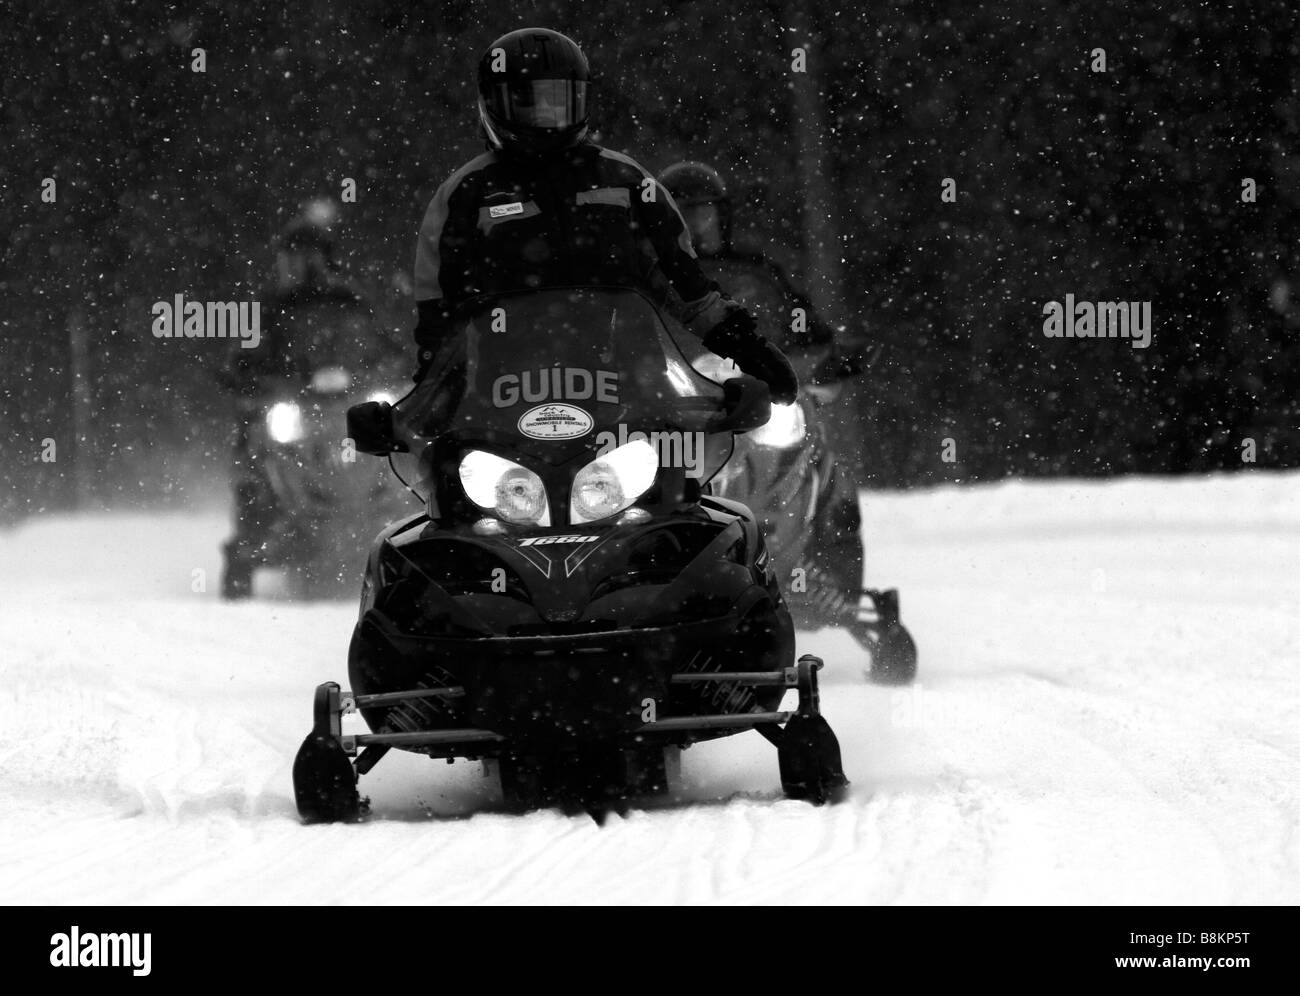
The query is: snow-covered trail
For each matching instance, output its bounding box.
[1,473,1297,904]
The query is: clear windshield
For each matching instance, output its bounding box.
[392,287,737,503]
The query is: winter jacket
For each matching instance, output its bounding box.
[411,141,740,361]
[226,281,378,393]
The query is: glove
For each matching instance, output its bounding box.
[702,311,799,405]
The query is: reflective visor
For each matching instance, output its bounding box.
[487,79,587,129]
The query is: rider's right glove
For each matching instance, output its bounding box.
[702,311,799,405]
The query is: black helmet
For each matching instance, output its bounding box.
[274,199,341,291]
[660,161,732,253]
[660,161,728,208]
[477,28,590,155]
[278,198,339,261]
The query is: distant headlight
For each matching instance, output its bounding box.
[570,440,658,524]
[748,401,806,449]
[309,366,351,393]
[459,450,551,526]
[266,402,305,444]
[367,390,397,406]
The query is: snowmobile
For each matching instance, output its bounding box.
[699,357,918,684]
[676,261,917,682]
[221,323,411,599]
[291,286,847,821]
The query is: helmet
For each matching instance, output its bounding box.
[660,161,732,255]
[278,198,339,259]
[477,28,590,155]
[660,162,728,208]
[275,198,340,291]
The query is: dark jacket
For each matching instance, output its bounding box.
[411,142,740,356]
[226,281,377,394]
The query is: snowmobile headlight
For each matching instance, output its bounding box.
[459,450,551,526]
[570,440,657,524]
[748,401,806,449]
[266,401,305,444]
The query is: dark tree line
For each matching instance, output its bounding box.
[2,0,1297,522]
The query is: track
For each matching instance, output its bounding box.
[1,472,1297,903]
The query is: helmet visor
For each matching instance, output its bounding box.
[486,79,587,130]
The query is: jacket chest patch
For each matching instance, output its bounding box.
[575,187,630,208]
[478,199,541,234]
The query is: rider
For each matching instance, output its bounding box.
[660,161,874,635]
[220,199,375,599]
[408,27,797,410]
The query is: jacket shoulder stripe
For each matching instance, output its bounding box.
[443,151,498,191]
[598,149,695,259]
[414,152,498,302]
[597,147,652,180]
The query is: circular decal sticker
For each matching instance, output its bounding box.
[518,403,594,440]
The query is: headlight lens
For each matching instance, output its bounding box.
[459,450,551,526]
[570,440,658,524]
[748,401,807,449]
[266,402,305,444]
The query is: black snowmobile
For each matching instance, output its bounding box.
[291,286,847,821]
[693,257,918,684]
[221,304,410,599]
[697,353,918,684]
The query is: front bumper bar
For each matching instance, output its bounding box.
[311,656,828,762]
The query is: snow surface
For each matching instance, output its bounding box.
[1,472,1297,905]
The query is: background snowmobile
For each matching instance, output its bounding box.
[687,257,918,684]
[221,303,411,598]
[292,286,848,821]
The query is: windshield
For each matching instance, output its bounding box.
[392,287,737,503]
